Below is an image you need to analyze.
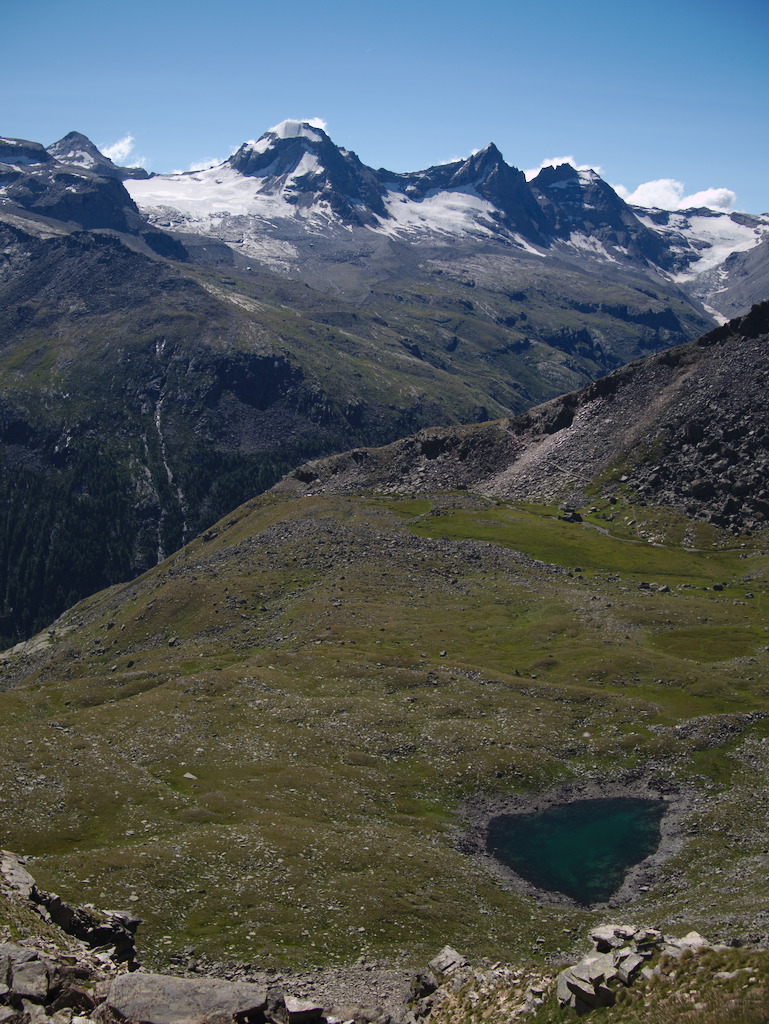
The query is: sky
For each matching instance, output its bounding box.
[2,0,768,213]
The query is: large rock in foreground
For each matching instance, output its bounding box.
[106,972,268,1024]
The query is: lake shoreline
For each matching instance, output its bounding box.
[456,774,698,909]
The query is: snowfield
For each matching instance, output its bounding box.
[637,210,769,280]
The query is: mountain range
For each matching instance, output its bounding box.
[0,121,768,646]
[124,119,769,316]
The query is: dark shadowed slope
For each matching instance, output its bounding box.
[278,302,769,535]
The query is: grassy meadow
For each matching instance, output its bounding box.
[1,491,768,971]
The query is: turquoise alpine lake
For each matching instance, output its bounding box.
[486,797,666,905]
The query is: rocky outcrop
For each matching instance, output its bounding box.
[555,923,715,1015]
[1,852,140,971]
[0,851,764,1024]
[278,302,769,535]
[32,893,140,969]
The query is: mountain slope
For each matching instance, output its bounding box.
[0,218,509,645]
[2,434,769,972]
[279,302,769,535]
[0,124,764,648]
[0,133,718,647]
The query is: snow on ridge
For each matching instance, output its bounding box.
[0,153,45,167]
[269,119,325,142]
[288,151,320,181]
[56,149,97,170]
[373,187,499,239]
[636,210,769,281]
[563,232,622,263]
[126,155,326,227]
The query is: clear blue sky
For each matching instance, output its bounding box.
[3,0,768,212]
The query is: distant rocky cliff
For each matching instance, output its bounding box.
[278,302,769,535]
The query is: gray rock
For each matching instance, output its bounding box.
[284,998,323,1024]
[563,973,600,1006]
[677,931,709,950]
[556,972,574,1006]
[0,942,39,973]
[634,928,662,948]
[594,983,616,1008]
[0,852,37,899]
[107,972,268,1024]
[427,947,466,977]
[589,924,638,952]
[11,961,50,1002]
[571,954,617,985]
[20,999,52,1020]
[616,952,646,984]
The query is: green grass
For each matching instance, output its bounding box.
[2,491,769,972]
[399,500,759,583]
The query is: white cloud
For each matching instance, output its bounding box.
[187,157,223,172]
[684,187,737,211]
[101,134,136,164]
[269,117,327,132]
[524,155,602,180]
[614,178,736,212]
[100,133,148,168]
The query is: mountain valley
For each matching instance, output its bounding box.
[1,122,767,646]
[1,305,768,982]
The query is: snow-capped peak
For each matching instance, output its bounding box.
[269,119,326,142]
[578,168,601,184]
[242,120,327,157]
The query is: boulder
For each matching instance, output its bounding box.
[106,972,268,1024]
[9,960,50,1002]
[0,944,54,1005]
[571,954,617,985]
[427,947,466,977]
[678,931,709,950]
[283,997,323,1024]
[0,942,38,979]
[0,852,37,899]
[557,966,616,1011]
[615,953,645,984]
[588,924,638,952]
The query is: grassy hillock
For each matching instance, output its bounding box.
[1,490,768,972]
